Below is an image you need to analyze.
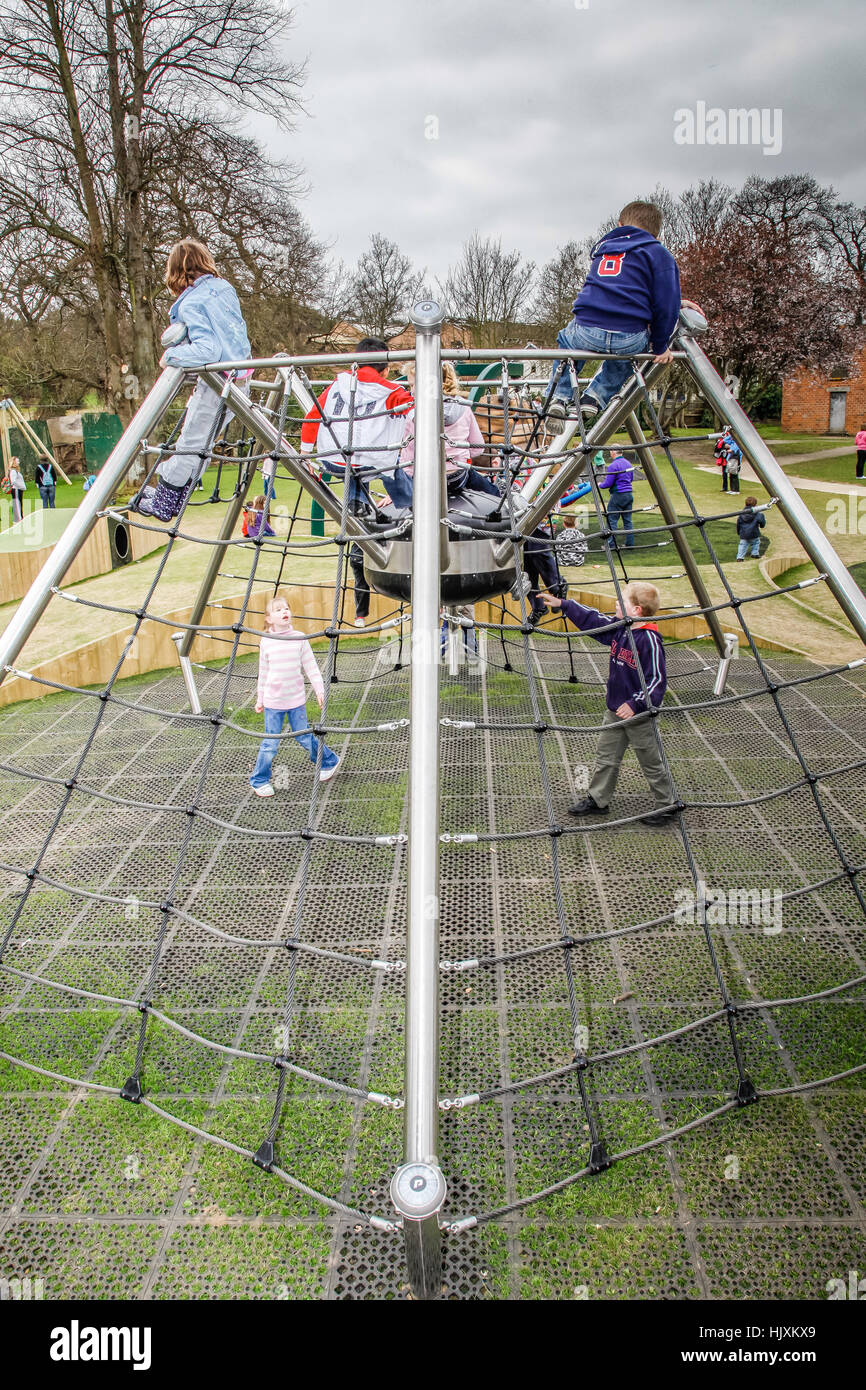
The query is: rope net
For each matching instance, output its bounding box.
[1,346,864,1293]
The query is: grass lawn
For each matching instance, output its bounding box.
[777,454,860,485]
[2,432,865,674]
[752,424,846,454]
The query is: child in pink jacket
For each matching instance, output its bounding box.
[401,362,500,496]
[250,595,340,796]
[856,424,866,480]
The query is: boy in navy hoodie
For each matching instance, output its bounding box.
[548,200,684,423]
[543,580,677,825]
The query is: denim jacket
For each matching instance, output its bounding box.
[164,274,251,368]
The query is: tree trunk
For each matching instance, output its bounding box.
[105,0,155,405]
[45,0,124,410]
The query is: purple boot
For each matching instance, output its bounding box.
[132,478,193,521]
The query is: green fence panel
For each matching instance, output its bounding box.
[82,412,124,471]
[8,420,52,480]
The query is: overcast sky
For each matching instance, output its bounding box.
[249,0,866,284]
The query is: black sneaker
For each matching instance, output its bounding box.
[639,807,679,826]
[579,394,601,419]
[569,796,608,817]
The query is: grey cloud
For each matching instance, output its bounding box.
[248,0,866,283]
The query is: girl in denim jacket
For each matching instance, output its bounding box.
[134,240,251,521]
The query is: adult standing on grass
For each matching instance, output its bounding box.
[725,436,742,495]
[8,456,25,522]
[35,457,56,509]
[597,448,635,549]
[856,423,866,481]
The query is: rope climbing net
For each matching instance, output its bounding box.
[0,327,864,1298]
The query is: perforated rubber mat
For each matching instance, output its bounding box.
[0,637,864,1300]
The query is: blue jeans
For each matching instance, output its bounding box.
[737,537,760,559]
[548,321,650,408]
[250,704,338,788]
[38,485,56,508]
[339,464,413,512]
[607,490,634,547]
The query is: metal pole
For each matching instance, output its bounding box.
[198,371,388,572]
[179,366,292,660]
[677,327,866,647]
[506,360,671,558]
[624,412,727,659]
[0,368,187,683]
[390,301,447,1299]
[171,633,203,714]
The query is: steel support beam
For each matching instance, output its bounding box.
[198,370,389,572]
[0,368,187,683]
[624,412,727,658]
[677,326,866,647]
[179,365,291,661]
[390,302,447,1298]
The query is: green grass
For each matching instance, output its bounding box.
[577,507,769,563]
[778,453,859,484]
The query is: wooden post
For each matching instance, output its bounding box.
[0,403,12,480]
[1,398,72,484]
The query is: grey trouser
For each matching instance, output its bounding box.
[588,707,674,809]
[160,378,249,489]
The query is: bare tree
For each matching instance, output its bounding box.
[439,234,535,346]
[349,234,426,339]
[0,0,305,411]
[531,239,591,332]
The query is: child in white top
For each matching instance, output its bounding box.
[250,594,340,797]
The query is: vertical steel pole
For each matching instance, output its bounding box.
[677,325,866,646]
[624,412,728,658]
[390,301,447,1298]
[0,368,187,683]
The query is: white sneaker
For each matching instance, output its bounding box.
[353,617,366,628]
[252,783,274,797]
[319,757,341,783]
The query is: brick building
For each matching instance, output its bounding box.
[782,341,866,435]
[306,319,471,353]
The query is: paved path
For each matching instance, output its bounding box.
[774,443,854,466]
[696,463,864,495]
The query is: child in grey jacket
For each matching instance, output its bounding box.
[134,240,251,521]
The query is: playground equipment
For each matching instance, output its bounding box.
[0,397,71,486]
[1,304,865,1302]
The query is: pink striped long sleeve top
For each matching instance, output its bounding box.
[256,631,324,709]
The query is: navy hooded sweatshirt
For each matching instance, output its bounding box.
[573,226,682,355]
[559,599,667,715]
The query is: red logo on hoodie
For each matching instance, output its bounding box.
[598,253,625,277]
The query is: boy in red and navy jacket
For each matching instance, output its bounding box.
[300,336,414,514]
[543,580,677,825]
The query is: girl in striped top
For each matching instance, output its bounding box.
[250,595,340,797]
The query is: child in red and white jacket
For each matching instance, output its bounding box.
[300,337,414,513]
[250,595,340,797]
[543,580,677,825]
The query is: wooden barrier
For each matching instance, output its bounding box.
[1,568,816,711]
[0,585,398,708]
[0,514,162,605]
